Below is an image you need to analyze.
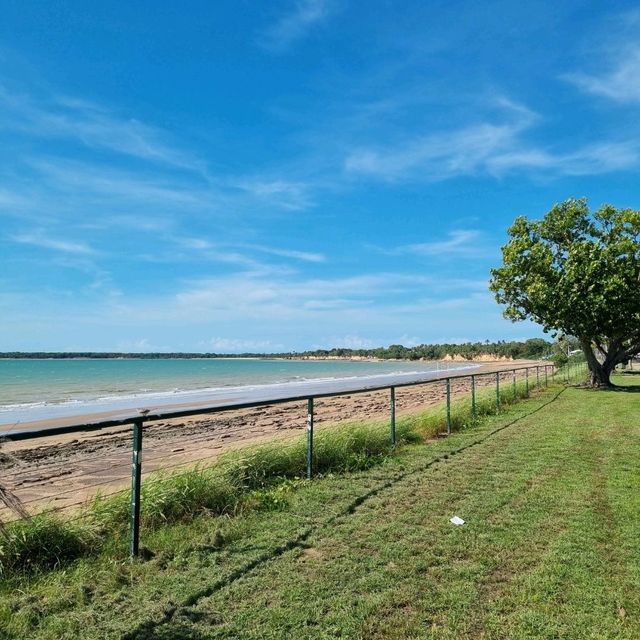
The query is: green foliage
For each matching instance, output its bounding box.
[490,198,640,384]
[551,335,581,367]
[0,374,549,578]
[0,418,419,576]
[0,339,552,361]
[0,514,92,576]
[5,378,637,639]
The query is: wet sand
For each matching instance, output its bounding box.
[0,362,547,518]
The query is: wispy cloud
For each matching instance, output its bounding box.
[372,230,496,263]
[0,85,200,169]
[161,272,486,325]
[488,140,640,176]
[232,178,313,211]
[171,238,325,265]
[563,35,640,103]
[323,334,378,349]
[246,244,325,263]
[1,266,531,351]
[10,231,95,255]
[28,159,214,208]
[344,96,640,181]
[399,230,484,257]
[260,0,335,52]
[344,101,537,181]
[203,337,284,352]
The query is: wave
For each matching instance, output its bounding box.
[0,363,479,425]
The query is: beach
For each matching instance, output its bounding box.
[0,356,471,425]
[0,361,544,518]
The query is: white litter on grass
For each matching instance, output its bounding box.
[450,516,465,526]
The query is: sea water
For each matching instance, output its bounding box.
[0,358,475,426]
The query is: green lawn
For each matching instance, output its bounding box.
[2,373,640,639]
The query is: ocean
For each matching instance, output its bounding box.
[0,358,475,426]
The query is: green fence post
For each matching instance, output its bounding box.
[512,369,517,398]
[496,372,500,412]
[306,398,314,479]
[471,374,476,418]
[390,386,396,447]
[545,365,548,387]
[446,378,452,435]
[129,419,143,559]
[536,366,540,388]
[525,368,529,397]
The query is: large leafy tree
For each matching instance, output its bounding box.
[489,198,640,387]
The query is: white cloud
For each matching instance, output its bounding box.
[487,141,640,176]
[10,231,95,255]
[0,83,316,243]
[204,337,284,352]
[115,338,157,352]
[563,46,640,103]
[322,334,426,349]
[1,271,542,351]
[247,244,325,263]
[375,231,495,261]
[176,237,215,251]
[401,230,483,257]
[0,85,200,169]
[127,272,487,328]
[29,159,215,209]
[345,121,524,181]
[168,238,325,267]
[344,98,640,182]
[233,178,313,211]
[325,335,378,349]
[260,0,335,52]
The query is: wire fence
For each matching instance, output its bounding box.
[0,363,565,556]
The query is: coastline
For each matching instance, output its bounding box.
[0,354,517,362]
[0,361,544,517]
[0,359,477,427]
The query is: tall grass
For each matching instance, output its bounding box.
[409,375,535,438]
[553,360,588,385]
[0,375,547,577]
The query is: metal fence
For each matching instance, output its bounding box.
[0,363,558,557]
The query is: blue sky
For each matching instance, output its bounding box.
[1,1,639,352]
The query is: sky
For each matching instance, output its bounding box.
[1,1,639,352]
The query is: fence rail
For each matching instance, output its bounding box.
[1,363,559,558]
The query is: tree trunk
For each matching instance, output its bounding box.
[587,361,613,387]
[580,339,615,388]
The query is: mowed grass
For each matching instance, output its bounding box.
[2,372,639,639]
[0,373,533,576]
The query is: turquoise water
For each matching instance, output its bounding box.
[0,358,463,411]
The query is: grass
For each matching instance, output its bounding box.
[0,374,535,577]
[5,369,638,638]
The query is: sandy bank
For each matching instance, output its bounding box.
[0,361,547,518]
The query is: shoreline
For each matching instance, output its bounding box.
[0,355,518,361]
[0,360,478,427]
[0,361,546,517]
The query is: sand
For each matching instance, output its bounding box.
[0,361,547,519]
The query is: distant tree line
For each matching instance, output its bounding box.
[0,339,552,361]
[286,338,551,361]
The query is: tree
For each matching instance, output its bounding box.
[489,198,640,387]
[551,334,581,368]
